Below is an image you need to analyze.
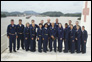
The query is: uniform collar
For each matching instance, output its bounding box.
[45,27,47,29]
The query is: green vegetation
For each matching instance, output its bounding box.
[1,11,81,17]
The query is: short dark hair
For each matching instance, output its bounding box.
[82,26,85,28]
[65,23,68,26]
[11,19,14,22]
[39,23,42,25]
[44,23,48,26]
[19,19,22,21]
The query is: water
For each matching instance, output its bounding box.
[1,16,80,35]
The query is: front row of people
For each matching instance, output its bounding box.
[7,19,88,54]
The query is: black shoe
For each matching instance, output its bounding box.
[14,50,17,52]
[64,51,68,53]
[17,49,19,50]
[10,51,12,53]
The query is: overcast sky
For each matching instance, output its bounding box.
[1,1,84,13]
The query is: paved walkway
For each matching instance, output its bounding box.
[1,47,91,61]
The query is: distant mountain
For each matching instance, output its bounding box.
[40,11,64,17]
[1,11,81,17]
[23,11,39,15]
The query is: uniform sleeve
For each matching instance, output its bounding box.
[77,30,81,40]
[36,24,39,28]
[30,27,32,38]
[73,30,75,40]
[7,25,10,36]
[62,28,64,38]
[42,29,44,38]
[85,31,88,41]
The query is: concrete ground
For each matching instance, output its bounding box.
[1,47,91,61]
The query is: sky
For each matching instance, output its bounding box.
[1,1,84,13]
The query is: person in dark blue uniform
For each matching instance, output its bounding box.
[49,22,57,52]
[69,24,75,53]
[24,22,30,51]
[37,23,43,52]
[17,19,24,50]
[40,20,44,49]
[30,20,39,28]
[73,21,81,30]
[63,23,69,53]
[75,25,81,53]
[81,26,88,54]
[7,19,17,53]
[30,23,36,52]
[58,23,64,52]
[54,18,59,49]
[68,20,72,51]
[46,19,51,51]
[40,20,44,29]
[42,23,49,53]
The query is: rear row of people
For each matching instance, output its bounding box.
[7,19,88,54]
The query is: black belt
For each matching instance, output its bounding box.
[45,34,48,35]
[18,33,23,34]
[9,33,15,35]
[26,33,29,34]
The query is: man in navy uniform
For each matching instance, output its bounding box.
[46,19,51,51]
[7,19,17,53]
[73,21,81,30]
[81,26,88,54]
[69,24,75,53]
[17,19,24,50]
[49,22,57,52]
[30,23,36,52]
[40,20,44,29]
[68,20,72,51]
[63,23,69,53]
[75,25,81,53]
[37,23,43,52]
[30,20,39,28]
[54,18,59,49]
[42,23,49,53]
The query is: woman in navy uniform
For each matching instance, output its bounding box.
[37,23,43,52]
[30,23,36,52]
[17,19,24,50]
[75,25,81,53]
[24,22,30,51]
[49,22,57,52]
[69,24,75,53]
[7,19,17,53]
[58,23,64,52]
[42,23,49,53]
[63,23,69,53]
[81,26,88,54]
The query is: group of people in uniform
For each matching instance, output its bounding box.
[7,18,88,54]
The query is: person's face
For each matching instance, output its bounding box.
[82,27,84,30]
[76,22,79,25]
[39,25,42,28]
[19,21,22,24]
[59,24,61,27]
[65,25,67,28]
[56,19,58,23]
[11,21,14,25]
[32,20,34,23]
[69,20,71,24]
[41,20,44,24]
[45,25,47,28]
[27,23,29,27]
[47,19,50,23]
